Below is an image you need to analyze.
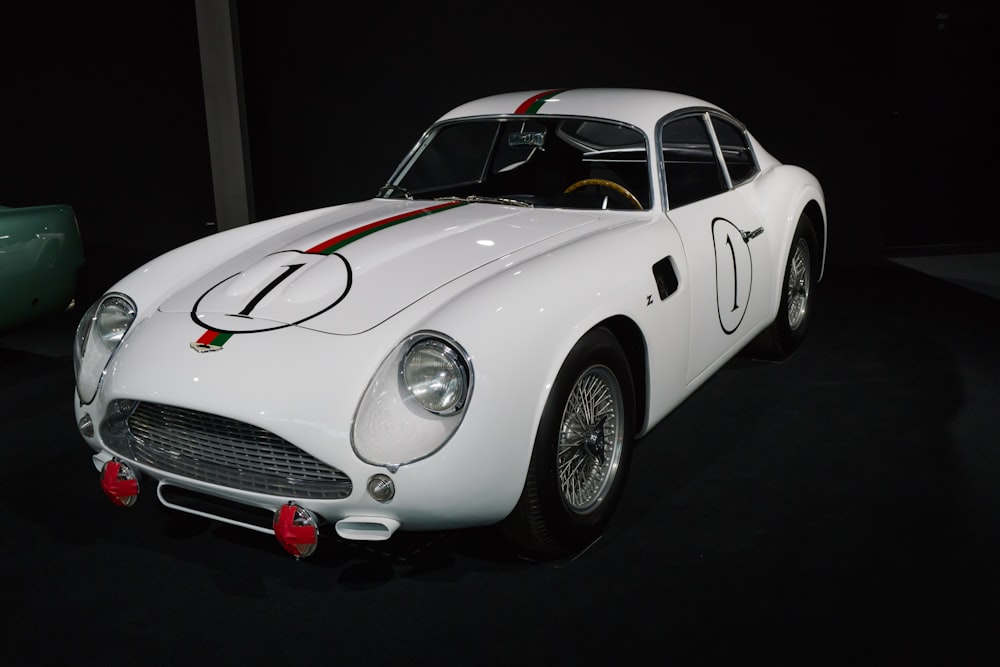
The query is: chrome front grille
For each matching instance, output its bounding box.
[101,400,352,499]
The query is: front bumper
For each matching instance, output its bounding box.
[74,311,532,555]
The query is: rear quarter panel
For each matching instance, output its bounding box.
[739,164,827,318]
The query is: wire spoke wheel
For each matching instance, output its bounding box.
[556,365,624,514]
[786,237,812,331]
[501,326,634,557]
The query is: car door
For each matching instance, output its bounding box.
[660,112,773,381]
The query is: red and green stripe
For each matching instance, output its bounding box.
[306,200,467,255]
[515,89,568,114]
[193,200,467,347]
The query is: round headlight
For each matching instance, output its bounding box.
[353,332,474,466]
[401,338,468,414]
[74,293,136,405]
[95,296,135,347]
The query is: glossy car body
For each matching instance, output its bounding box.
[74,88,826,559]
[0,203,83,333]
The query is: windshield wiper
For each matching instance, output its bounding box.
[434,195,533,208]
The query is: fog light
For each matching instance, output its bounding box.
[273,503,318,559]
[100,459,139,507]
[367,474,395,502]
[79,414,94,437]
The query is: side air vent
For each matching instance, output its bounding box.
[652,256,679,300]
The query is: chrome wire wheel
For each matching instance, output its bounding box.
[556,364,624,514]
[786,237,812,331]
[501,326,634,556]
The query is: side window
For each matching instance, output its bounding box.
[661,115,726,209]
[711,116,757,185]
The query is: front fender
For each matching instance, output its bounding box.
[397,215,692,514]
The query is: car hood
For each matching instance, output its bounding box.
[159,199,604,335]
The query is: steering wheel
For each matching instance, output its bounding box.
[563,178,642,210]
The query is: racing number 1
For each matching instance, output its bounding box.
[237,264,305,316]
[724,235,738,312]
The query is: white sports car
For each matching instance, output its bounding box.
[74,88,826,559]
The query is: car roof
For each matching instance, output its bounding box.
[436,88,726,129]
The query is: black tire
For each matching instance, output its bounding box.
[747,212,818,360]
[500,326,635,557]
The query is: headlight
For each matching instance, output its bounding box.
[402,338,468,414]
[74,293,136,404]
[353,332,473,467]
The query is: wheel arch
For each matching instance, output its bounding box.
[595,314,648,438]
[802,198,826,281]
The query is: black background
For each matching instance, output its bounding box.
[3,5,1000,663]
[2,2,997,299]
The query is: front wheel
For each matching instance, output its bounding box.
[500,326,635,557]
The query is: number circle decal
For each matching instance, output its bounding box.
[191,251,352,334]
[712,217,752,334]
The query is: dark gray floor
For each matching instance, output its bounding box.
[2,255,998,664]
[887,250,1000,302]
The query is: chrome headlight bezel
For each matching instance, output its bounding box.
[352,331,473,468]
[401,337,469,415]
[74,293,137,405]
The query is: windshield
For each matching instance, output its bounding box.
[381,117,651,210]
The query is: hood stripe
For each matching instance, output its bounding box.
[191,200,467,346]
[306,200,467,255]
[515,89,567,114]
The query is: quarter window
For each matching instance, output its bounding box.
[661,115,726,209]
[710,116,757,185]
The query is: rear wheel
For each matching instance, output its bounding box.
[747,212,818,360]
[501,326,635,557]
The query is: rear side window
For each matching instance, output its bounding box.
[661,115,726,209]
[711,116,757,185]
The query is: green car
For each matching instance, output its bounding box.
[0,202,84,333]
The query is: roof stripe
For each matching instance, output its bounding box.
[306,200,467,255]
[514,89,568,114]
